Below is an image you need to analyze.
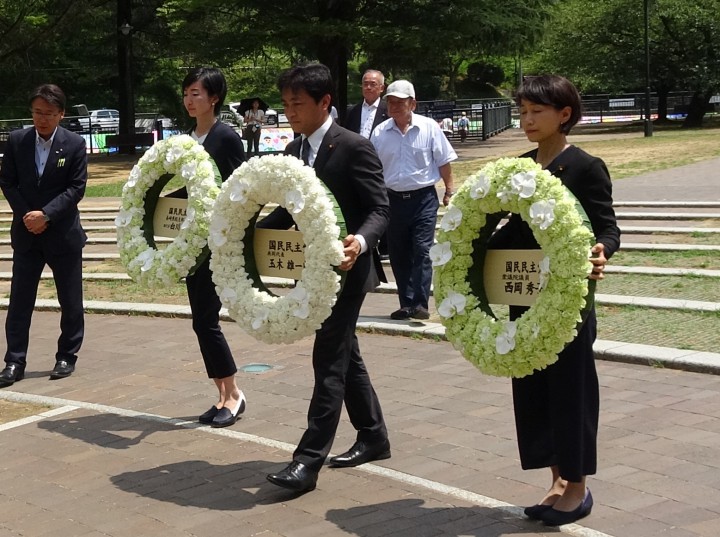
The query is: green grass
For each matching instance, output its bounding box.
[597,306,720,353]
[85,182,126,197]
[610,250,719,270]
[452,124,720,185]
[599,273,720,302]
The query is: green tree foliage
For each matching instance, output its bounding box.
[159,0,558,113]
[527,0,720,126]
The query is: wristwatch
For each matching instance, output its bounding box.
[42,212,50,223]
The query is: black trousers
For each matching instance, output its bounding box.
[293,292,387,471]
[4,246,84,367]
[185,256,237,379]
[511,308,599,482]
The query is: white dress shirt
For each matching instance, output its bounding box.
[370,113,457,192]
[360,98,381,139]
[302,116,368,253]
[35,129,57,178]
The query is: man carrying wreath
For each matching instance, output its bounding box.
[260,63,391,493]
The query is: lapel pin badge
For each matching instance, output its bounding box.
[57,157,66,168]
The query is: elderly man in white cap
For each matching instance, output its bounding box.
[370,80,457,321]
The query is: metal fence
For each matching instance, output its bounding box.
[416,98,513,142]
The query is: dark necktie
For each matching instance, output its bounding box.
[301,137,311,166]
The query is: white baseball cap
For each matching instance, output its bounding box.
[384,80,415,99]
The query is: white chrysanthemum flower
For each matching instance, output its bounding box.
[429,242,453,267]
[538,256,551,289]
[251,307,270,330]
[510,170,537,198]
[229,181,250,203]
[180,206,196,230]
[437,292,467,319]
[440,206,463,231]
[495,321,517,355]
[285,189,306,214]
[529,199,556,230]
[208,214,230,248]
[469,173,491,199]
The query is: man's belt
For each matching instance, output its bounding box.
[387,185,436,200]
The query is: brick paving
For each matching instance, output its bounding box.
[1,130,719,537]
[2,312,720,537]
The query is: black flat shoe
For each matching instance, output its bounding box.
[541,489,593,526]
[267,461,318,493]
[211,395,246,428]
[198,406,220,424]
[523,503,552,520]
[329,439,391,467]
[50,360,75,380]
[0,364,25,388]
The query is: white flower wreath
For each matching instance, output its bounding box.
[208,154,345,344]
[431,157,596,378]
[116,135,220,287]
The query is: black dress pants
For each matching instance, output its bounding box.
[4,246,84,366]
[185,256,237,379]
[293,292,387,471]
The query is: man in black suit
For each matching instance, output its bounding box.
[0,84,87,387]
[263,63,391,493]
[343,69,388,138]
[343,69,390,259]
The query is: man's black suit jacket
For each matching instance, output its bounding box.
[259,122,389,295]
[343,100,389,137]
[0,126,87,254]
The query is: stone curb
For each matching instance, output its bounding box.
[4,298,719,376]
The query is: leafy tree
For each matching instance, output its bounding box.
[159,0,557,116]
[526,0,720,126]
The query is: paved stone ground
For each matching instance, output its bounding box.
[1,129,720,537]
[2,312,720,537]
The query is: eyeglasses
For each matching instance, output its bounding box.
[30,109,60,119]
[362,81,381,88]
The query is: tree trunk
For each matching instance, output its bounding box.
[656,88,668,122]
[315,38,349,121]
[681,91,711,128]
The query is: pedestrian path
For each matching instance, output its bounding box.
[2,311,720,537]
[1,132,719,537]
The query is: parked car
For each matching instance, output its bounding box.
[219,110,243,135]
[59,116,83,133]
[77,108,120,133]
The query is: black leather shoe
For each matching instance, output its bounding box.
[390,307,412,320]
[412,306,430,320]
[328,439,391,468]
[523,503,553,520]
[0,364,25,388]
[267,461,318,493]
[211,395,246,428]
[49,360,75,380]
[198,406,220,424]
[541,489,593,526]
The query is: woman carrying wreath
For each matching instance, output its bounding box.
[488,75,620,525]
[180,67,247,427]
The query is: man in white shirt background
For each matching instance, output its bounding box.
[370,80,457,321]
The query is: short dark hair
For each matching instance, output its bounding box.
[29,84,66,111]
[515,75,582,134]
[277,63,333,104]
[182,67,227,116]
